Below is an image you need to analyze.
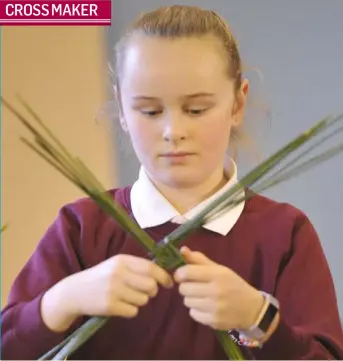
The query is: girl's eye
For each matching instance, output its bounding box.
[188,108,207,115]
[141,110,162,117]
[139,108,209,117]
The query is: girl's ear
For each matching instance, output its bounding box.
[232,78,249,127]
[119,116,129,132]
[114,84,129,132]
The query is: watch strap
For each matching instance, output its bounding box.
[237,291,279,341]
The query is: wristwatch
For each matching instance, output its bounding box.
[237,291,280,342]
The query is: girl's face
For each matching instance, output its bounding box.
[118,35,248,189]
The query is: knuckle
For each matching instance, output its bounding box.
[113,254,124,264]
[104,281,115,300]
[211,283,221,297]
[139,294,149,306]
[147,277,156,289]
[213,283,225,298]
[216,303,225,318]
[179,284,186,295]
[211,309,227,329]
[214,307,222,321]
[149,281,158,296]
[147,262,156,277]
[211,315,221,329]
[105,297,117,315]
[112,257,125,273]
[127,307,139,318]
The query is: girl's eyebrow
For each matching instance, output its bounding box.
[132,93,215,100]
[132,96,158,100]
[184,92,215,98]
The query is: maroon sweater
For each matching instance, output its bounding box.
[2,187,343,360]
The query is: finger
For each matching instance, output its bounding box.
[123,272,158,298]
[174,265,213,283]
[189,308,212,327]
[184,297,213,312]
[125,256,174,288]
[180,247,215,265]
[112,301,139,319]
[179,282,212,297]
[117,284,150,307]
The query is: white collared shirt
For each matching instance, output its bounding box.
[130,158,245,236]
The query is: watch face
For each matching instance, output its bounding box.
[259,302,278,332]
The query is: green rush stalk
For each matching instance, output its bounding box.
[2,96,343,360]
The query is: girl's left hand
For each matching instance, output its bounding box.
[174,246,265,331]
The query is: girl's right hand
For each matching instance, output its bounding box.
[41,254,174,332]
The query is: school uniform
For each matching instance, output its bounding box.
[2,160,343,360]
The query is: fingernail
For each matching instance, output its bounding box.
[173,269,182,282]
[166,277,174,288]
[180,246,189,254]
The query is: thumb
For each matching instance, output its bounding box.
[180,246,215,265]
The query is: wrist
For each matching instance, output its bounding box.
[60,273,84,317]
[41,275,81,332]
[238,290,280,344]
[242,288,265,330]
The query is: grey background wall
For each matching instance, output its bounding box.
[106,0,343,317]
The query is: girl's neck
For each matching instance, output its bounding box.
[150,168,228,215]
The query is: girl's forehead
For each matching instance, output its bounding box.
[120,36,229,88]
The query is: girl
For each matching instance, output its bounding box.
[2,5,343,360]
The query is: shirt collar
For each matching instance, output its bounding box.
[130,157,245,236]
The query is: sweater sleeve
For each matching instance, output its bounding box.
[1,205,85,360]
[255,214,343,360]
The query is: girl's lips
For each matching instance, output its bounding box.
[160,152,194,157]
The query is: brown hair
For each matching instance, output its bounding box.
[111,5,264,161]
